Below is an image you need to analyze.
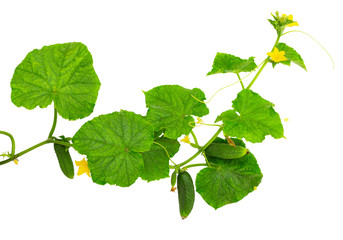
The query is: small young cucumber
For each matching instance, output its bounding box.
[177,171,195,219]
[205,143,247,159]
[54,144,74,179]
[170,170,177,192]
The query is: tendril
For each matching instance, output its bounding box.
[282,30,334,69]
[188,118,222,128]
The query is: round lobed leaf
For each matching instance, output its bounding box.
[11,42,100,120]
[73,110,154,187]
[144,85,209,139]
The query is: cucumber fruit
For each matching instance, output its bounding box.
[171,170,177,192]
[54,143,74,179]
[177,171,195,219]
[205,142,247,159]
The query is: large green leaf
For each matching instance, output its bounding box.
[72,110,154,187]
[196,139,262,209]
[144,85,209,139]
[140,136,180,182]
[274,43,306,70]
[217,89,284,143]
[207,53,257,76]
[11,42,100,120]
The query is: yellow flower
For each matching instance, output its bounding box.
[281,14,288,20]
[181,135,190,144]
[254,186,257,191]
[267,47,288,63]
[14,159,19,165]
[75,158,90,177]
[286,21,299,27]
[279,13,298,27]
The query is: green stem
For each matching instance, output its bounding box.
[181,163,208,170]
[246,32,282,89]
[0,139,72,166]
[153,141,177,166]
[48,106,58,139]
[0,130,16,158]
[178,126,223,168]
[236,73,245,89]
[190,130,199,147]
[202,152,211,167]
[246,59,268,89]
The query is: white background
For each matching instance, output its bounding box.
[0,0,342,239]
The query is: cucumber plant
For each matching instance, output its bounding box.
[0,12,328,219]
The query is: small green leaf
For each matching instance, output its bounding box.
[53,144,74,179]
[207,53,257,76]
[11,42,101,120]
[72,110,154,187]
[140,136,180,182]
[275,43,306,70]
[196,150,262,209]
[217,89,284,143]
[144,85,209,139]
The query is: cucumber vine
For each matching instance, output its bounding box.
[0,12,330,219]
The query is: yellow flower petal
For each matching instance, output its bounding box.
[14,159,19,165]
[75,158,91,177]
[287,15,293,21]
[286,21,299,27]
[181,135,190,144]
[267,47,288,63]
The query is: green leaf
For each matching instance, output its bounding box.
[275,43,306,70]
[217,89,284,143]
[140,136,180,182]
[144,85,209,139]
[207,53,257,76]
[53,143,74,179]
[72,110,154,187]
[11,42,101,120]
[196,150,262,209]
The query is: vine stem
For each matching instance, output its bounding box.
[236,73,245,89]
[246,59,268,89]
[0,139,72,166]
[153,141,177,166]
[246,32,282,89]
[0,130,16,158]
[190,130,199,147]
[182,163,208,170]
[178,126,223,168]
[48,106,58,139]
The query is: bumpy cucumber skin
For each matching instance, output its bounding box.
[205,143,247,159]
[54,144,74,179]
[177,171,195,219]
